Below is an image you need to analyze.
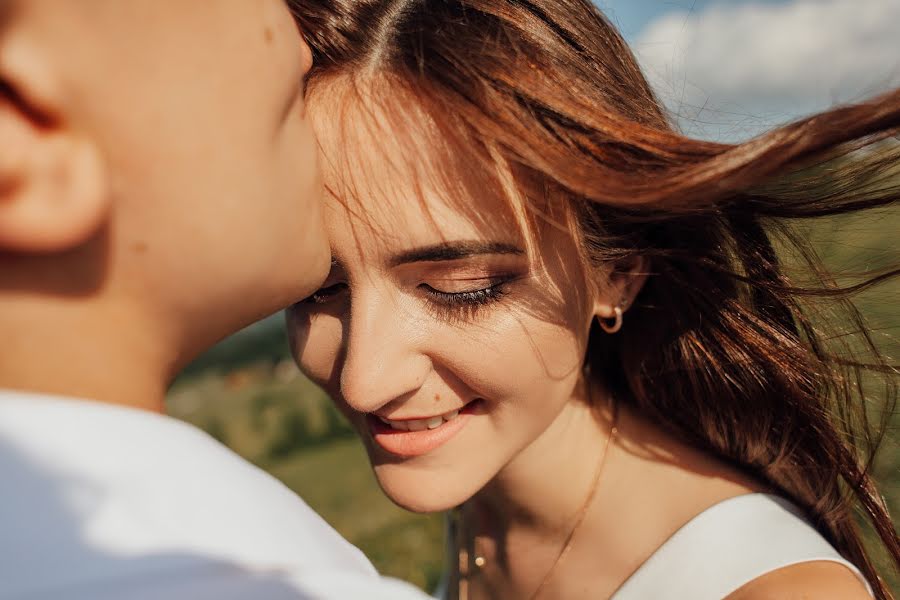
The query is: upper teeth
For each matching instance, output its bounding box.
[380,408,461,431]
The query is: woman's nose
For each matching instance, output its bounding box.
[338,292,431,415]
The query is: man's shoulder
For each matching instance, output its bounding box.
[0,390,429,599]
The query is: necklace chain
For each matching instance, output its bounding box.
[456,392,618,600]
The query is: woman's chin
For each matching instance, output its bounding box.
[373,468,479,513]
[390,495,454,514]
[384,491,464,514]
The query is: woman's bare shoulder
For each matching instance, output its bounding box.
[725,561,871,600]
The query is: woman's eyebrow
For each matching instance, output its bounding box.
[389,241,524,266]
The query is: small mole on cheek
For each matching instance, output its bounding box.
[434,394,441,403]
[264,27,274,43]
[131,242,148,254]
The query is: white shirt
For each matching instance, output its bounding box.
[0,390,428,600]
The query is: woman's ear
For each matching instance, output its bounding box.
[593,255,650,322]
[0,20,109,254]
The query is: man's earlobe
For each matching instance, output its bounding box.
[0,30,109,254]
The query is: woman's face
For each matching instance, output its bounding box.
[288,102,599,512]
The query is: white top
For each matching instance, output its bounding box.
[613,493,872,599]
[435,493,871,600]
[0,390,428,600]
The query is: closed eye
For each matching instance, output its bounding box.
[420,280,509,309]
[303,282,347,305]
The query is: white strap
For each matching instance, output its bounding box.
[613,493,871,600]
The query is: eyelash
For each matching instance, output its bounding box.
[302,279,512,318]
[421,281,509,310]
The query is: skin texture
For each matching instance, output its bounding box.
[0,0,328,411]
[289,86,613,515]
[290,84,873,599]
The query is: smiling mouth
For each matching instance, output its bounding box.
[377,407,462,432]
[367,400,483,458]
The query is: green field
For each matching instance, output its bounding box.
[166,208,898,595]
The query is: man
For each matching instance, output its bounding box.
[0,1,427,598]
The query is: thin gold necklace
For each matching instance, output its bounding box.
[456,396,619,600]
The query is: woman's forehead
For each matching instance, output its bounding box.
[310,81,524,255]
[306,74,583,273]
[320,158,522,264]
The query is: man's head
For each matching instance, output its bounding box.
[0,0,329,391]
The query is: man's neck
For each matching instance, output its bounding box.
[0,296,172,413]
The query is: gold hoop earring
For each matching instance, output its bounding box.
[599,305,623,334]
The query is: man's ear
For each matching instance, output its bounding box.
[593,255,650,322]
[0,19,109,254]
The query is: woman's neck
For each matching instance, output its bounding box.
[456,381,618,599]
[474,387,615,537]
[459,385,763,599]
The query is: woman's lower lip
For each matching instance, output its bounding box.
[367,405,477,458]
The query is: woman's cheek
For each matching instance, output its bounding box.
[530,321,585,380]
[451,314,583,398]
[297,313,345,390]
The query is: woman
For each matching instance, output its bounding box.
[287,1,899,598]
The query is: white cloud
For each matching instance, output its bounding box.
[632,0,900,140]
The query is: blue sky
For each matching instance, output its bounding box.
[598,0,783,42]
[593,0,900,140]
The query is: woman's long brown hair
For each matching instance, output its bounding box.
[291,0,900,596]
